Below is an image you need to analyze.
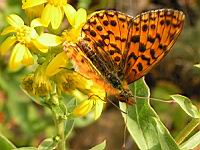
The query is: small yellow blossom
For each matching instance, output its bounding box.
[22,0,72,29]
[64,5,87,29]
[51,68,105,119]
[53,70,93,94]
[65,72,106,119]
[0,14,48,70]
[21,69,52,101]
[73,95,105,120]
[33,66,52,97]
[62,6,87,43]
[72,77,106,119]
[0,14,62,70]
[22,73,34,95]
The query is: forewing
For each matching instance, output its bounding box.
[80,10,132,74]
[125,9,185,84]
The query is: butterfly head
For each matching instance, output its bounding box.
[118,89,135,105]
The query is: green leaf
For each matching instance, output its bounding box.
[89,140,106,150]
[120,78,179,150]
[64,119,74,139]
[13,147,37,150]
[64,96,75,138]
[194,64,200,68]
[175,118,199,145]
[180,131,200,149]
[0,133,16,150]
[51,99,68,120]
[38,138,58,150]
[171,94,200,118]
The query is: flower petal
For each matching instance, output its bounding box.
[22,47,34,66]
[63,4,76,26]
[72,89,88,101]
[50,6,63,29]
[36,33,62,46]
[22,0,47,9]
[31,18,44,27]
[46,51,68,76]
[9,43,26,70]
[29,27,38,39]
[74,8,87,29]
[24,5,44,19]
[0,36,16,55]
[94,100,104,120]
[32,39,48,53]
[1,26,16,35]
[73,100,94,117]
[7,14,24,27]
[41,4,51,27]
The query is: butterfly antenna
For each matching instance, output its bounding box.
[109,98,127,114]
[122,103,128,150]
[88,94,127,114]
[88,94,106,102]
[105,93,127,114]
[131,95,175,103]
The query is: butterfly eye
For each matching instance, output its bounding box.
[119,94,124,98]
[118,94,126,103]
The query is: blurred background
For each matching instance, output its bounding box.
[0,0,200,149]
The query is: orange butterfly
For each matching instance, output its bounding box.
[65,9,185,104]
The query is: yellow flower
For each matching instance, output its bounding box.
[53,70,93,94]
[62,5,87,43]
[0,13,63,70]
[22,0,73,29]
[33,66,52,97]
[64,5,87,29]
[49,65,105,119]
[21,73,34,95]
[21,68,52,100]
[24,5,44,20]
[65,72,106,119]
[73,94,105,120]
[0,14,47,70]
[71,76,106,119]
[46,51,69,77]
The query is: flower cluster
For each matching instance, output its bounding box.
[0,0,106,119]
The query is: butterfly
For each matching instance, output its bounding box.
[65,9,185,104]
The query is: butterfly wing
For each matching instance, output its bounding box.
[124,9,185,84]
[79,10,133,77]
[78,9,185,87]
[64,43,120,95]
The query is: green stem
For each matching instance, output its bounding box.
[50,104,65,150]
[175,118,200,145]
[56,118,65,150]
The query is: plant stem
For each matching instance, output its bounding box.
[56,118,65,150]
[175,118,200,145]
[51,105,65,150]
[49,91,66,150]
